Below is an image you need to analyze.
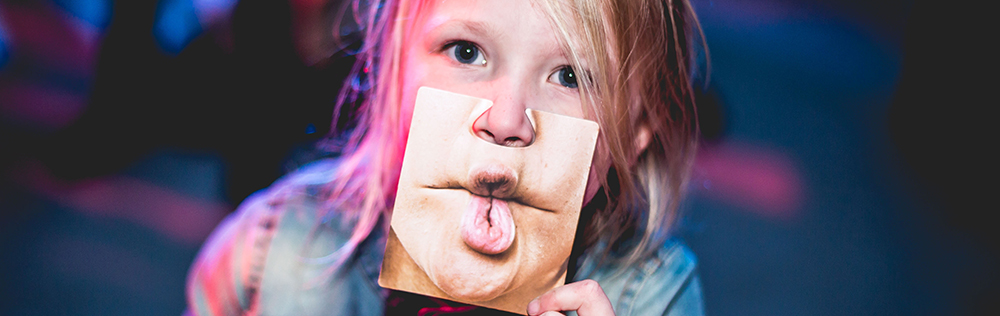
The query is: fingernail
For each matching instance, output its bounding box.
[526,299,540,316]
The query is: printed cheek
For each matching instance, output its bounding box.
[583,143,612,205]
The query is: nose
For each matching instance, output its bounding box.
[472,86,535,147]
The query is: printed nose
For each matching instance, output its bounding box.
[472,98,535,147]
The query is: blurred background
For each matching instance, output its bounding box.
[0,0,993,315]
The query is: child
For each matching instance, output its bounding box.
[186,0,706,315]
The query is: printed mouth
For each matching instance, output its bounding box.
[467,164,517,198]
[459,164,518,254]
[461,195,516,255]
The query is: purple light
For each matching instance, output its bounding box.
[193,0,237,25]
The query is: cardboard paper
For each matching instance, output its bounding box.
[379,87,599,313]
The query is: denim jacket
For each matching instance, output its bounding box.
[185,160,704,316]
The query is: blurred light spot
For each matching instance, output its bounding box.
[51,0,112,29]
[0,44,6,70]
[192,0,237,25]
[15,162,229,245]
[0,82,90,132]
[700,0,900,99]
[193,0,236,14]
[695,142,804,220]
[305,123,317,134]
[153,0,202,55]
[0,13,8,69]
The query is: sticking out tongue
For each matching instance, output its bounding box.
[461,196,516,255]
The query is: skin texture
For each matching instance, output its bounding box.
[381,88,598,313]
[527,280,615,316]
[380,1,636,314]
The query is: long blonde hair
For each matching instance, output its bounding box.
[315,0,706,272]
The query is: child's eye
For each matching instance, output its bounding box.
[550,66,578,89]
[446,41,486,65]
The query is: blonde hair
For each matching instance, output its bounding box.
[315,0,706,272]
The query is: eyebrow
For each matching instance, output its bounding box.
[430,19,503,42]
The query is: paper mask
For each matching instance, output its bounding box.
[379,87,599,313]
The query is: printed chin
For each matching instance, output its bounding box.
[427,243,518,302]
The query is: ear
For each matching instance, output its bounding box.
[633,124,653,159]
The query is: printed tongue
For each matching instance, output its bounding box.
[461,196,515,255]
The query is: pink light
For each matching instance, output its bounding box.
[0,81,88,131]
[0,3,99,75]
[694,142,804,220]
[14,161,231,245]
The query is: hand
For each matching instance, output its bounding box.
[526,279,616,316]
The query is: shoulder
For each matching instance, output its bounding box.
[185,158,353,315]
[585,240,704,316]
[216,158,349,259]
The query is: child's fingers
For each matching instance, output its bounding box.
[526,279,615,316]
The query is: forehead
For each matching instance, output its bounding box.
[412,0,572,55]
[417,0,545,26]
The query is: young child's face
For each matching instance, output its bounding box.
[398,0,586,123]
[385,0,604,312]
[398,0,608,211]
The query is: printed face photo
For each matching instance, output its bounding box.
[379,87,599,313]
